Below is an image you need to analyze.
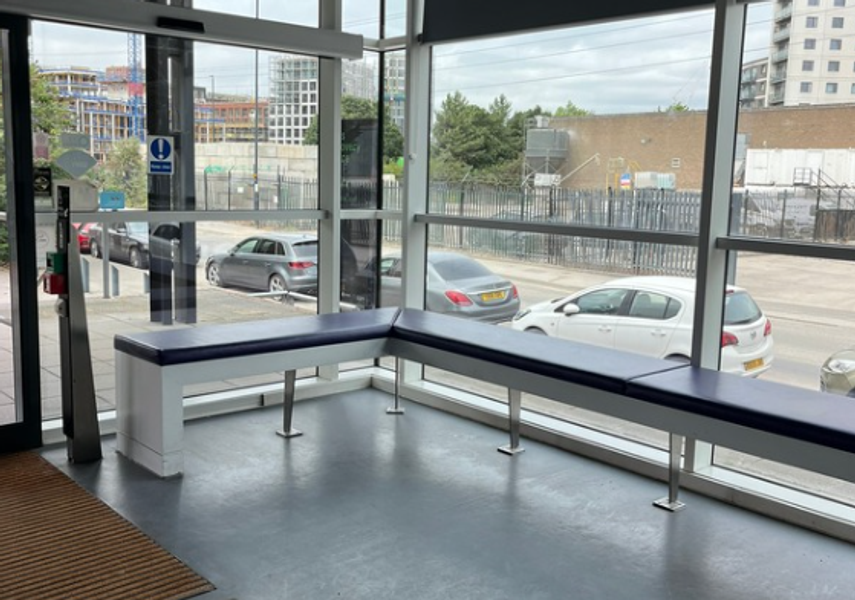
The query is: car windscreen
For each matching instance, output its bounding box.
[291,241,318,257]
[724,291,762,325]
[432,257,492,281]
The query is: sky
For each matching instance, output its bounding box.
[29,1,773,118]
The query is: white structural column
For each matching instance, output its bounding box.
[318,0,344,381]
[398,0,431,387]
[686,0,747,472]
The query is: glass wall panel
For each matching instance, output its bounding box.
[190,0,318,27]
[384,0,407,39]
[345,0,381,38]
[0,43,13,425]
[31,22,326,419]
[430,10,714,221]
[715,252,855,505]
[733,1,855,244]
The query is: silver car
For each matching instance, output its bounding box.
[820,349,855,397]
[205,233,318,294]
[377,251,520,323]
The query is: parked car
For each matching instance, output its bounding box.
[89,221,200,269]
[206,233,320,295]
[820,350,855,396]
[374,251,520,323]
[73,223,94,253]
[511,276,774,377]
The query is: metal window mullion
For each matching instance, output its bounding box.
[317,0,343,381]
[399,0,430,385]
[686,0,747,472]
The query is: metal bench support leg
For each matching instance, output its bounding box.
[654,433,685,512]
[498,389,525,455]
[387,357,405,414]
[276,369,303,439]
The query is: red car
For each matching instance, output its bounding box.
[74,223,95,253]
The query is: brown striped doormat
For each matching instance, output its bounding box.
[0,452,214,600]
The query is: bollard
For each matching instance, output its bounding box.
[80,258,90,293]
[143,272,150,294]
[111,265,120,297]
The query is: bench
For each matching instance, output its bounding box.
[115,308,855,515]
[115,308,400,477]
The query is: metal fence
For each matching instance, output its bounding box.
[193,173,854,277]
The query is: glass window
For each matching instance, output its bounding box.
[851,83,855,94]
[830,39,842,50]
[803,60,814,71]
[573,289,630,315]
[806,16,818,27]
[834,0,845,5]
[800,81,812,93]
[808,0,820,5]
[627,292,675,320]
[831,16,844,28]
[827,82,839,93]
[804,38,816,49]
[829,60,841,72]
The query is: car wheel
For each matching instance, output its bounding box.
[525,327,548,335]
[206,263,222,287]
[90,240,100,258]
[129,248,143,269]
[269,274,291,303]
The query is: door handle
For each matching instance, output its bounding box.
[598,326,612,332]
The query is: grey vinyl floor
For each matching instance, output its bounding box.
[40,389,855,600]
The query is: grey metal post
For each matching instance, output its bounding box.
[684,0,747,477]
[276,369,302,438]
[80,257,89,293]
[498,389,524,455]
[111,265,119,297]
[387,357,405,414]
[654,433,685,512]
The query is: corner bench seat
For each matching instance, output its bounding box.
[114,307,401,366]
[115,307,855,496]
[627,367,855,483]
[390,309,686,394]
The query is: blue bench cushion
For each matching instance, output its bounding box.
[114,308,400,366]
[390,308,685,394]
[628,367,855,454]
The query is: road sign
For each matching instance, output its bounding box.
[148,135,174,175]
[55,149,97,179]
[99,190,126,210]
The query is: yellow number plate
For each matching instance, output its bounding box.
[481,291,506,302]
[744,358,764,371]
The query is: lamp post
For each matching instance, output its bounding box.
[253,0,260,211]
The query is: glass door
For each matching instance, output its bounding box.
[0,14,42,451]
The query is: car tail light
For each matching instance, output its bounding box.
[764,318,772,337]
[721,331,739,347]
[511,284,519,299]
[288,261,315,269]
[445,290,473,306]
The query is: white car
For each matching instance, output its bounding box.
[511,276,774,377]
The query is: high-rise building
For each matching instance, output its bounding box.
[766,0,855,106]
[384,53,406,131]
[268,55,382,145]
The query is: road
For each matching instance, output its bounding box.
[66,221,854,394]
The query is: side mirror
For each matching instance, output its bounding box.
[562,303,581,316]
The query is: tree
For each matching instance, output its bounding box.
[303,95,404,164]
[1,65,72,264]
[553,99,591,117]
[89,138,147,208]
[660,101,690,113]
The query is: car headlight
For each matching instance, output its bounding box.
[513,309,530,321]
[823,358,855,375]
